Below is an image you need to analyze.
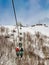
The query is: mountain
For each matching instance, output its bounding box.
[0,24,49,65]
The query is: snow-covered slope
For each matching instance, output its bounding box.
[0,24,49,36]
[0,24,49,65]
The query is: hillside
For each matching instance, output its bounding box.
[0,24,49,65]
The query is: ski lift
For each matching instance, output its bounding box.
[20,33,22,35]
[12,0,24,58]
[19,37,22,41]
[15,47,24,57]
[19,47,24,58]
[19,43,22,48]
[15,47,20,57]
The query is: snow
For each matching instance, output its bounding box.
[0,24,49,37]
[44,42,49,47]
[0,24,49,65]
[34,49,45,59]
[17,25,49,37]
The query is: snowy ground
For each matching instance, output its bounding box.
[0,24,49,65]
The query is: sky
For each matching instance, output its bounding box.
[0,0,49,25]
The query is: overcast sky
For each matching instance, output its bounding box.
[0,0,49,25]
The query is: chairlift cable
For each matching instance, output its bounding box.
[12,0,19,37]
[12,0,17,26]
[12,0,24,58]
